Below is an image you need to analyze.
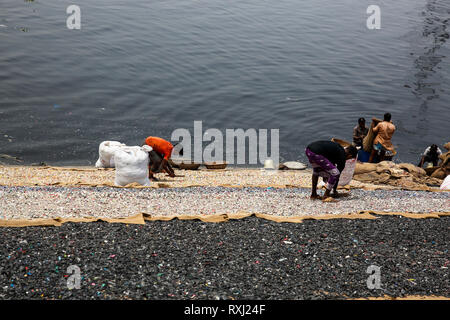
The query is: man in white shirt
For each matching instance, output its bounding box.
[418,144,442,167]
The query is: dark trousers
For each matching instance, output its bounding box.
[149,151,164,173]
[419,155,439,167]
[149,151,174,173]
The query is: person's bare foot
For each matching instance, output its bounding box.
[322,197,338,202]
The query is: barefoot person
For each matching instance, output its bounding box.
[305,140,357,199]
[368,113,396,163]
[143,136,176,180]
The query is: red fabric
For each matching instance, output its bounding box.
[144,137,173,160]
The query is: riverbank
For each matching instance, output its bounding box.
[0,164,416,190]
[0,165,448,223]
[0,165,448,301]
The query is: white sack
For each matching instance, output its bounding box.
[114,145,153,187]
[338,157,357,186]
[440,175,450,190]
[95,141,126,168]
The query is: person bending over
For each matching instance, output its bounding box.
[418,144,442,167]
[143,136,176,181]
[305,140,358,199]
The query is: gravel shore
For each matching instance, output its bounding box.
[0,165,448,300]
[0,186,448,220]
[0,165,387,190]
[0,215,448,300]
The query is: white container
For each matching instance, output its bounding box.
[264,159,275,170]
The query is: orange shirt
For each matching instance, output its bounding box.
[373,121,396,151]
[144,136,173,160]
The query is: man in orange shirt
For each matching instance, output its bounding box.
[368,113,396,163]
[143,136,176,180]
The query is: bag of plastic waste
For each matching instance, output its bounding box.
[338,157,357,186]
[317,157,357,188]
[114,145,153,187]
[95,141,126,168]
[440,175,450,190]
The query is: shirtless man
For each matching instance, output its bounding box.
[368,113,396,163]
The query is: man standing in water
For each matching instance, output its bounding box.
[369,113,396,163]
[353,117,368,147]
[305,140,358,199]
[143,136,176,181]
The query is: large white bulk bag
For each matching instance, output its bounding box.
[114,145,153,187]
[95,141,126,168]
[338,157,357,186]
[440,175,450,190]
[317,157,357,189]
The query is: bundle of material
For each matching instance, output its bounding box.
[425,142,450,180]
[353,161,443,190]
[362,118,381,153]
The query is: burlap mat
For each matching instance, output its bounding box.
[1,211,449,227]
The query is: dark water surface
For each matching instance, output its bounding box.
[1,0,449,165]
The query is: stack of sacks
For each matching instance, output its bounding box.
[95,141,153,187]
[353,161,443,190]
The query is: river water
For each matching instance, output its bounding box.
[1,0,449,165]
